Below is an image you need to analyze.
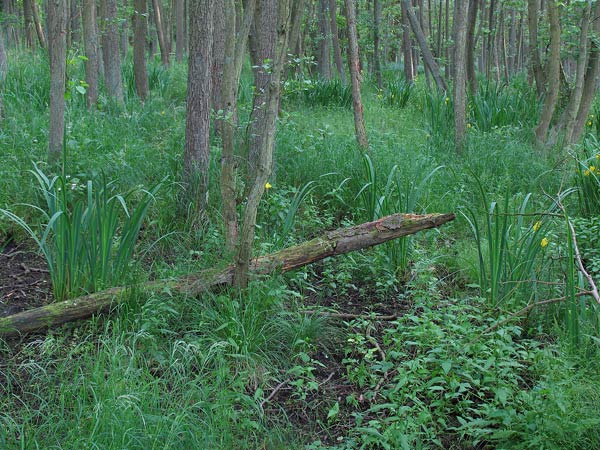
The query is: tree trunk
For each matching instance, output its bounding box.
[0,213,455,337]
[23,0,36,49]
[101,0,125,102]
[82,0,100,107]
[534,0,560,144]
[212,3,225,118]
[454,0,469,152]
[235,0,292,288]
[153,0,170,65]
[466,0,478,93]
[32,0,47,48]
[317,0,332,79]
[175,0,184,61]
[528,0,544,96]
[344,0,369,150]
[401,0,413,83]
[48,0,67,161]
[403,0,447,91]
[571,1,600,144]
[288,0,306,58]
[561,1,592,144]
[373,0,382,89]
[120,0,129,57]
[0,30,6,121]
[329,0,345,82]
[70,0,82,47]
[133,0,149,100]
[184,0,214,214]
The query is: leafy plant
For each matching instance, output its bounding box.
[383,79,412,109]
[572,134,600,216]
[0,164,160,301]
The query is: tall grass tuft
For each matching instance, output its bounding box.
[0,164,160,301]
[572,135,600,217]
[384,79,412,109]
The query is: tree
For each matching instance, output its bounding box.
[133,0,149,100]
[344,0,369,150]
[184,0,214,214]
[329,0,345,82]
[82,0,100,107]
[0,29,7,121]
[101,0,125,102]
[48,0,67,161]
[317,0,332,79]
[233,0,292,288]
[373,0,382,89]
[527,0,544,96]
[175,0,185,61]
[534,0,560,144]
[453,0,469,152]
[153,0,170,66]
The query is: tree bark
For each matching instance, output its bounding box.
[212,3,226,118]
[0,30,6,121]
[175,0,184,61]
[317,0,332,79]
[373,0,382,89]
[101,0,125,102]
[120,0,129,57]
[329,0,345,82]
[235,0,292,288]
[571,1,600,144]
[48,0,67,161]
[534,0,560,144]
[133,0,149,100]
[70,0,82,48]
[23,0,36,49]
[184,0,214,214]
[153,0,170,65]
[344,0,369,150]
[32,0,47,48]
[528,0,544,96]
[0,213,456,337]
[401,0,413,83]
[403,0,447,91]
[466,0,478,93]
[453,0,469,152]
[82,0,100,107]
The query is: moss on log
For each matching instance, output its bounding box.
[0,212,455,337]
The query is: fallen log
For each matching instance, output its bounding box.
[0,212,455,337]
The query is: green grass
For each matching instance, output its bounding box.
[1,53,599,449]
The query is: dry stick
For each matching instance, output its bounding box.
[300,310,402,321]
[467,291,593,347]
[260,379,289,409]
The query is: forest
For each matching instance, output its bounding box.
[1,0,600,448]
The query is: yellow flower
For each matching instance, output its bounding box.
[596,154,600,160]
[160,111,166,116]
[584,170,591,176]
[264,182,272,190]
[533,221,541,232]
[541,237,549,248]
[467,123,472,129]
[591,114,595,119]
[590,165,597,173]
[587,121,593,127]
[445,97,450,104]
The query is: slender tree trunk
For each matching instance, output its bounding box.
[184,0,214,214]
[120,0,129,57]
[373,0,382,89]
[48,0,67,160]
[571,1,600,144]
[0,30,7,121]
[534,0,560,144]
[101,0,125,102]
[454,0,469,152]
[317,0,332,79]
[466,0,478,93]
[401,0,413,82]
[32,0,47,48]
[403,0,446,90]
[153,0,170,65]
[70,0,81,47]
[528,0,544,95]
[486,0,496,78]
[212,3,225,118]
[220,0,238,253]
[288,0,306,59]
[133,0,149,100]
[175,0,184,61]
[23,0,35,49]
[234,0,292,288]
[329,0,345,82]
[82,0,100,106]
[508,8,517,75]
[344,0,369,150]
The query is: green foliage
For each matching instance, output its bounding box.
[573,216,600,278]
[285,78,352,108]
[0,164,160,301]
[462,187,554,307]
[572,134,600,216]
[383,79,412,109]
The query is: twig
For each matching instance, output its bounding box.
[568,220,600,304]
[260,379,288,409]
[466,291,593,348]
[301,310,401,321]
